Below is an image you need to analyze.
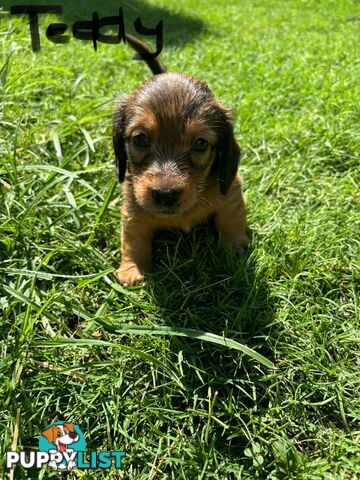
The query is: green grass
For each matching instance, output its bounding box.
[1,0,359,478]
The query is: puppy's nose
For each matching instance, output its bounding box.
[69,432,78,439]
[151,188,181,207]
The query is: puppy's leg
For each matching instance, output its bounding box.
[115,219,154,286]
[214,175,249,249]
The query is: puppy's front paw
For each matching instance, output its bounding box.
[115,262,145,286]
[232,234,250,250]
[221,233,250,250]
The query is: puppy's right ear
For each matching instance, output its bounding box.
[42,426,57,444]
[113,97,129,183]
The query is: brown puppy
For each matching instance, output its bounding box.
[113,36,249,286]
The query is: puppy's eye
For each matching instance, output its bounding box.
[133,133,149,149]
[192,138,208,152]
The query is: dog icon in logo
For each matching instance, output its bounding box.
[39,421,85,470]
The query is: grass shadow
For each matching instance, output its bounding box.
[144,221,274,459]
[147,220,271,337]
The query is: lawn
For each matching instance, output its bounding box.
[0,0,359,478]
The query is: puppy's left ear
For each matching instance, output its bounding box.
[216,110,241,195]
[113,96,129,183]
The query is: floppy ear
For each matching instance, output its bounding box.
[215,110,241,195]
[113,97,129,183]
[64,422,75,433]
[42,426,57,444]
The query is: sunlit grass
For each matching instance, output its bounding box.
[1,0,359,478]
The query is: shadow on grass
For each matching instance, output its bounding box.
[145,221,274,457]
[2,0,205,46]
[147,220,271,337]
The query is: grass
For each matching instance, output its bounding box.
[0,0,359,478]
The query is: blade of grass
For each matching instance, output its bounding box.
[95,322,274,368]
[35,338,185,389]
[84,178,117,247]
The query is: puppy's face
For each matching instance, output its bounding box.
[113,73,240,216]
[42,423,79,450]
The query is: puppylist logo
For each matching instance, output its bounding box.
[6,421,125,471]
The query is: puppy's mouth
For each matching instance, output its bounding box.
[154,204,180,215]
[58,441,67,453]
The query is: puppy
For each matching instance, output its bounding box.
[113,36,249,286]
[41,423,79,470]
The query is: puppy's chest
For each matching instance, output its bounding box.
[155,200,219,232]
[124,197,218,232]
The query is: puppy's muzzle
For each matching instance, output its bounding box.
[151,188,181,208]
